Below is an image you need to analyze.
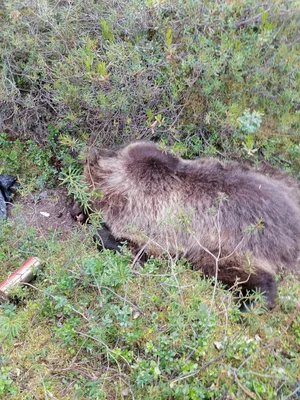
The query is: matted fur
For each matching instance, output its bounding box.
[84,142,300,308]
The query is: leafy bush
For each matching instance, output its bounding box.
[0,128,86,195]
[0,0,299,175]
[0,367,18,397]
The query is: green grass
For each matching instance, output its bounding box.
[0,210,299,399]
[0,0,300,398]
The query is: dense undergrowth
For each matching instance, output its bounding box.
[0,0,299,174]
[0,208,299,399]
[0,0,300,399]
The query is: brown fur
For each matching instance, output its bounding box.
[84,142,300,308]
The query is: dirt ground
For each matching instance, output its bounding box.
[9,188,77,236]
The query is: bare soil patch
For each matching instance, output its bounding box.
[9,187,77,236]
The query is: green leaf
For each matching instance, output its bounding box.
[261,9,268,26]
[166,28,173,47]
[96,61,108,77]
[100,19,114,42]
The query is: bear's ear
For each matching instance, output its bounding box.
[84,148,99,165]
[85,148,118,165]
[98,149,118,158]
[125,142,180,172]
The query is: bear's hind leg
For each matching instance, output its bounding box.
[240,268,277,310]
[193,254,277,310]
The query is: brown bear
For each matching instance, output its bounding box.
[83,142,300,309]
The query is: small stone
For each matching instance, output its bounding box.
[121,388,129,397]
[133,311,141,319]
[39,191,48,199]
[40,211,50,217]
[214,341,223,350]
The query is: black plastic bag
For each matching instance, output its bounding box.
[0,175,17,219]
